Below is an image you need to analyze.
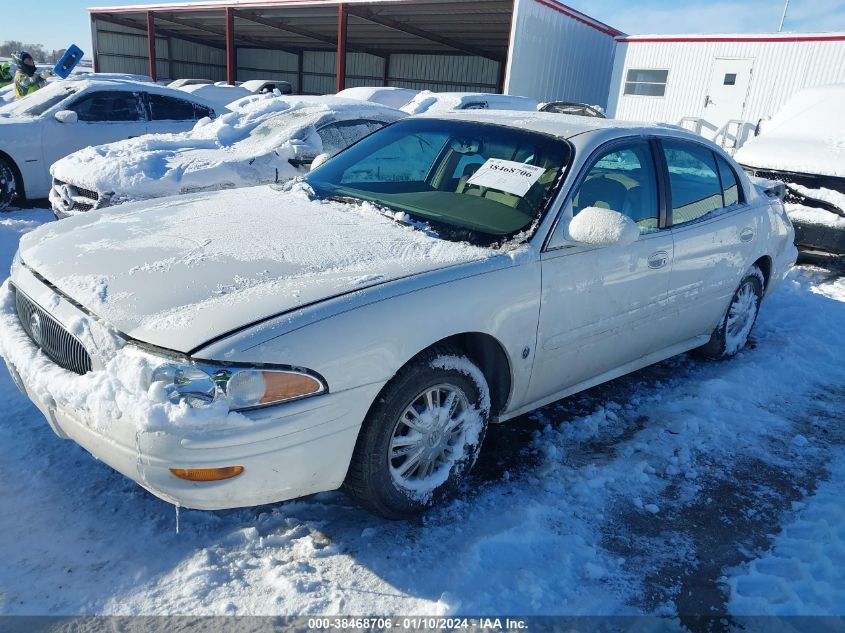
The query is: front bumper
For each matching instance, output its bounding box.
[1,270,378,510]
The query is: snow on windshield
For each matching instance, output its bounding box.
[0,81,77,117]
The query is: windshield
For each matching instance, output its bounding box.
[305,118,571,245]
[0,82,78,117]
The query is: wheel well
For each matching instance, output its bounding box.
[753,256,772,290]
[0,150,25,199]
[421,332,512,418]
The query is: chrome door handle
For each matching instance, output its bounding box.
[648,251,669,269]
[740,227,755,243]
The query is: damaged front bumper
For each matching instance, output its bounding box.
[0,267,376,510]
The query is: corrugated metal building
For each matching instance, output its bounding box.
[607,33,845,149]
[89,0,623,106]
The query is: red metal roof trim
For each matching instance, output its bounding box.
[617,34,845,43]
[532,0,623,37]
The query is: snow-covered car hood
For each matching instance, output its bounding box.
[735,84,845,178]
[18,186,494,353]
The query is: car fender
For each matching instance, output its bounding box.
[195,249,542,417]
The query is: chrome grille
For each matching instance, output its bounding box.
[14,287,92,375]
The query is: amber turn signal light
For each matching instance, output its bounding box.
[169,466,244,482]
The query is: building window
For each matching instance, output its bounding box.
[624,68,668,97]
[723,73,737,86]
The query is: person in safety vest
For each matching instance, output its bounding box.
[13,51,47,99]
[0,62,13,88]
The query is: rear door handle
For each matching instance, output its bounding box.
[648,251,670,269]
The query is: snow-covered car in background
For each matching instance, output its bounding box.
[539,101,606,118]
[0,78,220,211]
[401,91,538,114]
[168,78,213,88]
[176,83,252,110]
[736,84,845,256]
[49,97,405,216]
[241,79,294,95]
[336,86,420,109]
[1,112,796,518]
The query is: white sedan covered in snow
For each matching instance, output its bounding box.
[0,77,220,210]
[49,96,405,217]
[0,111,797,518]
[401,91,538,114]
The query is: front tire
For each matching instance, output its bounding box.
[344,350,490,519]
[0,158,16,212]
[697,265,764,359]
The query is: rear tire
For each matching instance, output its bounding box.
[697,265,764,359]
[344,349,490,519]
[0,158,16,212]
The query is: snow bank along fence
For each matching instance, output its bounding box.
[608,33,845,151]
[88,0,622,108]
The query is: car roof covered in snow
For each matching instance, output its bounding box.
[401,91,538,114]
[415,109,688,142]
[0,76,220,117]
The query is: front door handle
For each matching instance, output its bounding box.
[648,251,670,269]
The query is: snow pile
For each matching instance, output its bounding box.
[567,206,640,246]
[735,84,845,177]
[401,91,538,115]
[727,449,845,615]
[50,100,401,206]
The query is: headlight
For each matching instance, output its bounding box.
[151,362,326,411]
[10,249,21,276]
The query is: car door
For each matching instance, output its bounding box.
[145,92,207,134]
[44,90,147,169]
[526,139,676,403]
[660,138,758,345]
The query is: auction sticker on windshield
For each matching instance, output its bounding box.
[465,159,546,196]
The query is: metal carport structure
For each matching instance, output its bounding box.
[88,0,622,105]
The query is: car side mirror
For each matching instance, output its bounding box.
[566,206,640,247]
[310,153,332,171]
[54,110,78,124]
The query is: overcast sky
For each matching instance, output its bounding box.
[9,0,845,58]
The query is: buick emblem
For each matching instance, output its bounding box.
[30,312,43,346]
[57,184,75,212]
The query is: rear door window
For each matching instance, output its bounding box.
[70,91,144,122]
[147,93,199,121]
[662,140,723,226]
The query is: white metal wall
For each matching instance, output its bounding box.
[608,37,845,146]
[505,0,619,107]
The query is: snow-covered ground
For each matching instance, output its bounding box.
[1,208,844,618]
